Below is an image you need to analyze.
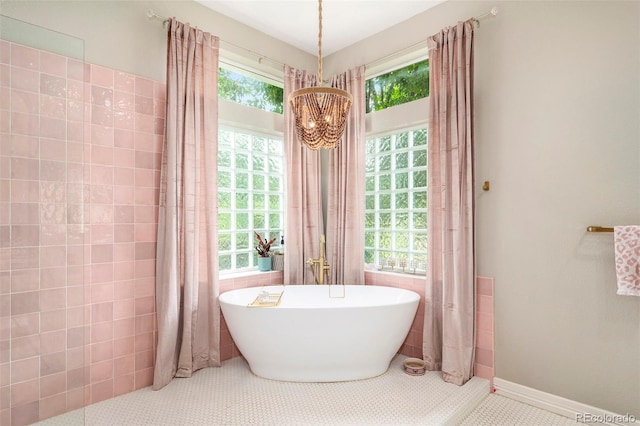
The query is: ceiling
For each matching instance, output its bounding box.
[194,1,445,56]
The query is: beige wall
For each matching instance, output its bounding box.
[331,0,640,417]
[0,0,316,82]
[2,0,638,417]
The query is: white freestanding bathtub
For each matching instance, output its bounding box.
[219,284,420,382]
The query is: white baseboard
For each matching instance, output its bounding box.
[493,377,639,425]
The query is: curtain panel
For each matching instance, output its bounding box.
[283,65,325,285]
[423,19,476,386]
[153,18,220,390]
[326,66,366,285]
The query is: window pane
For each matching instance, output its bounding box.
[365,157,375,173]
[365,59,429,113]
[365,213,375,228]
[269,195,279,210]
[379,194,391,210]
[219,171,231,188]
[413,149,427,167]
[268,139,282,154]
[219,213,231,230]
[365,249,375,264]
[396,152,408,169]
[396,232,409,249]
[253,213,265,229]
[236,173,248,189]
[236,193,248,209]
[379,232,391,249]
[365,231,375,247]
[413,129,427,146]
[219,150,231,167]
[236,233,249,250]
[218,67,284,114]
[415,233,427,251]
[236,253,250,268]
[219,254,232,270]
[396,212,408,229]
[219,192,231,209]
[379,174,391,190]
[253,194,264,210]
[253,175,265,191]
[414,212,427,229]
[366,139,376,155]
[268,176,280,191]
[218,128,285,274]
[220,129,233,147]
[365,195,375,210]
[379,154,391,171]
[365,125,427,271]
[269,213,281,230]
[269,157,281,173]
[236,133,249,150]
[395,132,409,149]
[379,213,391,228]
[252,137,266,152]
[395,193,408,209]
[219,233,231,251]
[366,176,375,191]
[396,172,408,190]
[236,213,249,229]
[379,136,391,152]
[253,155,265,171]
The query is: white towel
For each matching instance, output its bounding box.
[614,225,640,296]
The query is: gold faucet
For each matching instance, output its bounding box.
[307,234,330,285]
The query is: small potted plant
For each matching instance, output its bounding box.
[254,231,276,272]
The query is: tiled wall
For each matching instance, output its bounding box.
[365,271,496,384]
[364,271,425,358]
[475,276,495,384]
[219,271,284,361]
[0,40,164,425]
[1,37,496,426]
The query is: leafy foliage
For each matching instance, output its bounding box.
[365,60,429,113]
[218,68,284,114]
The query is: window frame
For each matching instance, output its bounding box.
[217,61,285,275]
[364,57,429,275]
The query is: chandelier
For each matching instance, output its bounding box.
[288,0,353,150]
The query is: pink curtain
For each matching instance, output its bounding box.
[423,20,475,386]
[153,18,220,390]
[326,66,366,284]
[283,65,324,284]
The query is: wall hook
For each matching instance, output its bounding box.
[482,181,490,191]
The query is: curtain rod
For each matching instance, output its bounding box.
[147,6,498,74]
[146,9,285,70]
[365,6,498,72]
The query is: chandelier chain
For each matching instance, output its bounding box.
[318,0,323,85]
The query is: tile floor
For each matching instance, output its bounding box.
[37,356,575,425]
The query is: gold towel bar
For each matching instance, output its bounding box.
[587,226,614,233]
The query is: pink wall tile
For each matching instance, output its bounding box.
[114,373,134,396]
[11,378,39,406]
[475,276,494,383]
[6,47,166,422]
[91,65,114,89]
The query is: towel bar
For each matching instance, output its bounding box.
[587,226,614,233]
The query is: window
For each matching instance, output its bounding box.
[218,66,284,113]
[217,128,285,273]
[365,59,429,113]
[365,128,428,272]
